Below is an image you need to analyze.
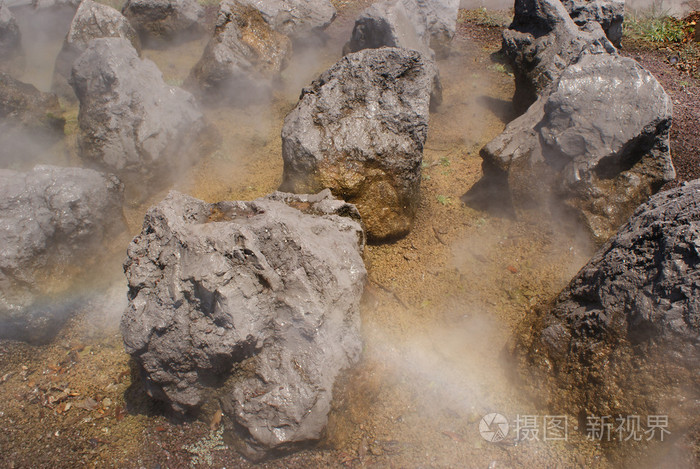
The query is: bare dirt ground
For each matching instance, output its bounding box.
[0,4,698,469]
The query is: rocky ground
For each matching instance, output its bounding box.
[0,2,698,468]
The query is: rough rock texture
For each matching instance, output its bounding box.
[121,189,366,458]
[480,52,674,242]
[186,0,292,105]
[0,165,125,343]
[344,0,458,58]
[280,47,437,241]
[0,73,66,168]
[121,0,204,42]
[30,0,80,10]
[503,0,615,111]
[238,0,335,42]
[71,38,214,182]
[518,180,700,429]
[0,0,21,65]
[52,0,141,100]
[561,0,624,46]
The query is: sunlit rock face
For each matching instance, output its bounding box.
[186,0,292,105]
[121,190,366,459]
[52,0,141,100]
[281,47,439,242]
[473,0,674,243]
[481,52,674,242]
[343,0,459,58]
[70,38,215,187]
[517,180,700,429]
[238,0,336,42]
[121,0,204,43]
[0,73,65,168]
[561,0,625,46]
[0,165,125,343]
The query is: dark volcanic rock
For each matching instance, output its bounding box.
[344,0,458,58]
[0,0,21,66]
[52,0,141,100]
[121,189,366,458]
[480,52,674,242]
[186,0,292,105]
[519,180,700,428]
[238,0,336,42]
[561,0,624,47]
[71,38,215,184]
[503,0,615,111]
[280,47,438,242]
[0,73,66,168]
[0,165,125,343]
[121,0,204,42]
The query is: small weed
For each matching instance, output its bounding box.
[625,8,685,43]
[183,425,229,466]
[436,195,452,206]
[165,77,184,87]
[440,156,450,167]
[423,174,431,181]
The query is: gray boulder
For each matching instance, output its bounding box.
[480,52,674,242]
[186,0,292,105]
[30,0,80,10]
[71,38,215,184]
[344,0,458,58]
[503,0,615,111]
[0,73,66,168]
[521,180,700,427]
[0,165,125,343]
[280,47,438,242]
[0,0,21,66]
[562,0,625,46]
[52,0,141,100]
[238,0,336,42]
[121,0,205,43]
[121,189,366,458]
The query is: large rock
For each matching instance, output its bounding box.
[517,180,700,429]
[480,52,674,242]
[121,0,204,43]
[280,47,438,242]
[52,0,141,100]
[344,0,458,58]
[561,0,625,46]
[238,0,336,42]
[0,165,125,343]
[71,38,215,183]
[121,189,366,458]
[0,0,21,66]
[186,0,292,105]
[503,0,615,111]
[0,73,66,168]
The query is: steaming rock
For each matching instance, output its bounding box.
[71,38,214,183]
[238,0,336,42]
[561,0,624,46]
[0,165,125,343]
[186,0,292,105]
[503,0,615,111]
[30,0,80,10]
[0,0,21,67]
[52,0,141,101]
[480,52,674,242]
[344,0,458,58]
[121,190,365,458]
[121,0,204,42]
[280,47,438,241]
[0,73,65,168]
[520,180,700,427]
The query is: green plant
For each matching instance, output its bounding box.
[440,156,450,167]
[624,7,685,43]
[436,195,451,206]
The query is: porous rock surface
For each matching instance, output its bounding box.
[238,0,336,41]
[561,0,624,46]
[121,0,204,42]
[280,47,438,241]
[121,189,366,458]
[0,165,124,343]
[518,180,700,427]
